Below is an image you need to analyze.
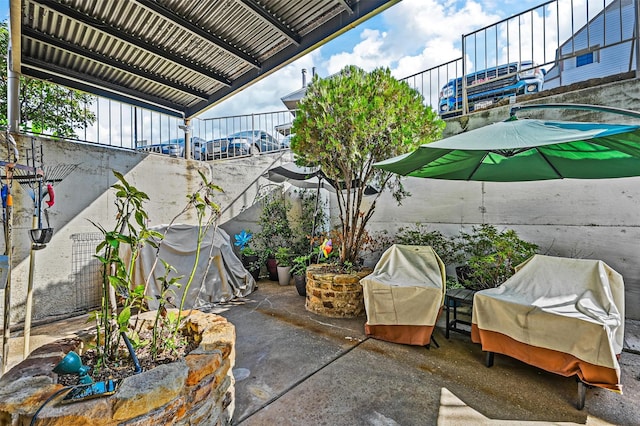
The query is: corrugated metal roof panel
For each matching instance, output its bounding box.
[18,0,400,117]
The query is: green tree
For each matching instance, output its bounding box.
[0,21,96,137]
[291,65,444,264]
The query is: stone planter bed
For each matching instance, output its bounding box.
[0,310,236,425]
[305,264,372,318]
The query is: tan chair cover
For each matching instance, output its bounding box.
[361,245,446,345]
[472,254,624,392]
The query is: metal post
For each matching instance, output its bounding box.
[7,43,19,133]
[2,10,19,375]
[461,34,468,115]
[181,118,191,159]
[1,180,12,375]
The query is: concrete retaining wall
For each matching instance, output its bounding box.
[367,77,640,320]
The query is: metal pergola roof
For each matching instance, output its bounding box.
[11,0,399,119]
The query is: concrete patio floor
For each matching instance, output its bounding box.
[3,278,640,425]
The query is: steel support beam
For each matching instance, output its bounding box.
[134,0,261,69]
[237,0,301,45]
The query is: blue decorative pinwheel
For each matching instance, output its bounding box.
[234,230,252,250]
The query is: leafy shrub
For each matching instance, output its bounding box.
[457,224,538,290]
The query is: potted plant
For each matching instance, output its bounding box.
[91,170,222,354]
[290,65,444,316]
[275,246,292,286]
[291,65,444,267]
[257,190,293,280]
[234,229,260,281]
[291,254,311,296]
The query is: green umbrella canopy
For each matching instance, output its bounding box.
[374,118,640,181]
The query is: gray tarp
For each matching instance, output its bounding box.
[126,224,256,310]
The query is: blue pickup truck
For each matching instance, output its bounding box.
[438,61,545,117]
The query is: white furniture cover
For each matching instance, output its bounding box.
[472,254,624,391]
[125,224,256,310]
[361,244,446,345]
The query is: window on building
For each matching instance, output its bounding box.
[576,52,594,67]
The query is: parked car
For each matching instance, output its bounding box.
[438,61,545,117]
[206,130,282,160]
[137,137,206,160]
[280,133,295,149]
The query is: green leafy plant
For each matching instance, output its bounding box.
[394,223,463,266]
[0,22,96,137]
[275,246,292,267]
[90,171,162,362]
[291,254,311,276]
[291,65,444,265]
[257,189,293,259]
[291,188,329,257]
[91,170,222,369]
[456,224,538,290]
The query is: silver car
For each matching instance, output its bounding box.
[137,137,206,159]
[206,130,283,160]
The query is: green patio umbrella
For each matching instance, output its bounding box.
[374,118,640,181]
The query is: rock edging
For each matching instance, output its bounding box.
[0,310,235,425]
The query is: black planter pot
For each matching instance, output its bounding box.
[242,254,260,282]
[294,274,306,296]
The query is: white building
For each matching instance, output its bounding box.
[544,0,637,90]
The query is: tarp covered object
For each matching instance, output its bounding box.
[127,224,256,310]
[472,254,624,391]
[361,245,446,345]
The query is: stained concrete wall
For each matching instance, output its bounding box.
[2,76,640,327]
[0,135,292,325]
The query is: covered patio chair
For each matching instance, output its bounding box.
[361,244,446,347]
[471,254,624,409]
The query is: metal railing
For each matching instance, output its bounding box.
[19,0,640,149]
[194,110,295,161]
[401,0,638,117]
